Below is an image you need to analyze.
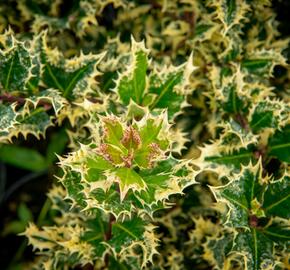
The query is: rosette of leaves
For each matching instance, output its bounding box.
[208,161,290,270]
[59,111,196,220]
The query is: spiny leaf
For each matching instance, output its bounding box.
[12,107,54,139]
[233,229,275,270]
[263,176,290,219]
[115,167,147,201]
[0,38,31,92]
[109,217,146,253]
[116,37,148,105]
[108,218,159,268]
[241,59,271,72]
[211,162,290,270]
[0,103,17,140]
[210,0,249,33]
[40,34,104,100]
[23,223,95,267]
[202,231,234,269]
[59,113,195,218]
[222,84,244,114]
[249,99,289,133]
[27,89,68,114]
[194,23,214,37]
[115,38,196,119]
[211,162,263,228]
[193,122,256,177]
[241,50,287,75]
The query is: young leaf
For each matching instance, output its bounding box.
[58,113,195,218]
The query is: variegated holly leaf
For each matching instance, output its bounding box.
[25,183,159,269]
[114,37,196,119]
[0,33,32,93]
[202,231,236,269]
[116,38,148,106]
[268,124,290,163]
[26,89,68,115]
[0,103,18,142]
[82,216,159,268]
[209,65,248,114]
[193,121,256,177]
[11,107,54,140]
[24,185,102,269]
[210,162,290,270]
[241,50,287,76]
[28,0,128,38]
[194,22,217,41]
[0,103,54,142]
[107,217,159,268]
[210,0,249,34]
[248,99,289,133]
[24,222,95,268]
[59,112,196,219]
[40,33,105,100]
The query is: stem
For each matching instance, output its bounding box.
[1,170,47,204]
[104,214,116,268]
[0,93,26,105]
[105,214,116,241]
[0,93,52,110]
[234,113,249,132]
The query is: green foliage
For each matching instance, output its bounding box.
[211,162,289,269]
[0,0,289,270]
[0,144,47,171]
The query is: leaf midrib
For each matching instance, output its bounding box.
[5,53,15,90]
[221,193,248,211]
[46,64,64,92]
[63,64,90,98]
[263,229,290,240]
[150,73,181,109]
[265,193,290,211]
[269,142,290,151]
[205,152,252,163]
[250,111,272,130]
[113,223,138,240]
